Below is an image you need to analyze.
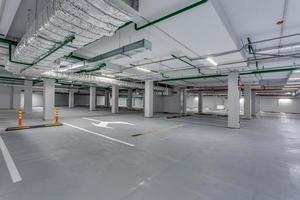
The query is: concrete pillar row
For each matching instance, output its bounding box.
[112,86,119,114]
[24,80,33,113]
[198,91,203,114]
[244,84,252,120]
[144,80,153,118]
[89,86,96,111]
[127,88,133,110]
[43,79,55,120]
[227,71,240,129]
[68,90,75,108]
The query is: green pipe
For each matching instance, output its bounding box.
[159,66,300,82]
[0,38,18,46]
[20,35,75,73]
[134,0,208,31]
[76,63,106,74]
[64,53,87,61]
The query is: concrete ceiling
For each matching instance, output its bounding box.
[2,0,300,91]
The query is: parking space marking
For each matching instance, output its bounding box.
[64,122,135,147]
[0,136,22,183]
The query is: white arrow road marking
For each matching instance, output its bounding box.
[0,136,22,183]
[64,123,135,147]
[83,117,134,129]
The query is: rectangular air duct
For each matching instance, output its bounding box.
[5,0,135,76]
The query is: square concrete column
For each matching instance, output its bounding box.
[68,90,75,108]
[127,88,133,110]
[89,86,96,111]
[104,90,110,108]
[112,86,119,113]
[181,88,187,115]
[227,72,240,128]
[198,91,203,114]
[244,85,252,120]
[24,80,33,113]
[43,79,55,120]
[144,80,154,118]
[251,90,256,117]
[12,86,21,109]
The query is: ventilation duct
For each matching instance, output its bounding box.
[58,39,152,72]
[44,71,167,91]
[5,0,134,76]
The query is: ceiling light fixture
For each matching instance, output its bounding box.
[102,74,115,78]
[206,57,218,66]
[136,67,151,73]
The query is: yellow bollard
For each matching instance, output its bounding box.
[18,110,23,128]
[55,108,59,124]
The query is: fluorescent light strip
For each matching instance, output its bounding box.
[206,57,218,66]
[136,67,151,73]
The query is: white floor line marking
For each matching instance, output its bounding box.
[63,122,135,147]
[0,136,22,183]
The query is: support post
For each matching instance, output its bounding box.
[244,85,252,119]
[181,88,187,115]
[89,86,96,111]
[24,80,33,113]
[112,86,119,113]
[104,90,110,108]
[144,80,154,118]
[227,72,240,128]
[68,90,75,108]
[198,91,203,114]
[43,79,55,120]
[127,88,133,110]
[251,90,256,117]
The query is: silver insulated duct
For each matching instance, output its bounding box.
[5,0,134,76]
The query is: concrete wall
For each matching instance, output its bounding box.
[154,90,181,113]
[260,96,300,114]
[20,92,69,107]
[0,86,13,109]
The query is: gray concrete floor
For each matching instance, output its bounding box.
[0,107,300,200]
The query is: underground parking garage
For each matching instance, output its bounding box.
[1,0,300,199]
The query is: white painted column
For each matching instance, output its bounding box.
[256,95,261,115]
[144,80,154,118]
[198,91,203,114]
[112,86,119,113]
[12,86,21,109]
[244,85,252,119]
[227,72,240,128]
[89,86,96,111]
[43,79,55,120]
[104,90,110,108]
[10,86,14,109]
[68,90,75,108]
[127,88,133,110]
[251,90,256,117]
[181,88,187,115]
[24,80,33,113]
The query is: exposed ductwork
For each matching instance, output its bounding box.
[5,0,135,76]
[44,71,167,91]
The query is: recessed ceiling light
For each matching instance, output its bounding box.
[206,57,218,66]
[102,74,115,78]
[136,67,151,73]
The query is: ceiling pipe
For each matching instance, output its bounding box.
[158,66,300,82]
[134,0,208,31]
[118,0,208,31]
